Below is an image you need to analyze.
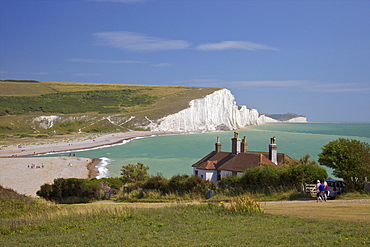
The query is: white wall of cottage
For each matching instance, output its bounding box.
[194,168,243,183]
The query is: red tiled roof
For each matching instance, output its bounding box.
[192,151,292,172]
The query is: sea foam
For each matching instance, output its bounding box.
[96,157,111,179]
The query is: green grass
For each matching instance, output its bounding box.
[1,186,369,246]
[1,203,369,246]
[337,191,370,200]
[0,89,157,115]
[0,186,59,219]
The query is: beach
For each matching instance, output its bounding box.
[0,157,102,196]
[0,131,174,197]
[0,131,173,158]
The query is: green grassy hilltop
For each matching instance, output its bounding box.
[0,80,220,144]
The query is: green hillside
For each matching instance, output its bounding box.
[0,80,220,143]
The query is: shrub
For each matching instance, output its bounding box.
[167,175,215,195]
[142,175,169,191]
[36,178,104,203]
[224,195,264,215]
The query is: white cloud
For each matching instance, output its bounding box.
[94,31,191,51]
[308,82,370,93]
[69,58,144,64]
[196,41,277,51]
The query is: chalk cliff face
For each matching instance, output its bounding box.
[149,89,266,132]
[33,88,311,134]
[284,117,307,123]
[265,116,307,123]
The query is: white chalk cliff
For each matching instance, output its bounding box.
[265,116,307,123]
[149,89,266,132]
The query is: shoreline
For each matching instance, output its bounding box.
[0,131,179,158]
[0,131,182,197]
[87,158,102,179]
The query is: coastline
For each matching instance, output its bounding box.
[0,131,176,158]
[0,130,179,197]
[87,158,102,179]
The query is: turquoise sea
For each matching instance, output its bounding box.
[45,122,370,179]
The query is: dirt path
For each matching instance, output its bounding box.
[262,199,370,222]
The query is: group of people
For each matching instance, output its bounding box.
[28,163,44,169]
[315,179,329,202]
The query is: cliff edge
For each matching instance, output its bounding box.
[149,89,266,132]
[264,113,307,123]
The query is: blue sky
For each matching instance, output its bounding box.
[1,0,369,122]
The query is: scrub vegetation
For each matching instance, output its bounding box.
[0,89,158,115]
[35,158,326,204]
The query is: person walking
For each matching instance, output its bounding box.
[323,179,329,201]
[315,180,325,202]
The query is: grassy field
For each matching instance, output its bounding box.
[1,186,369,246]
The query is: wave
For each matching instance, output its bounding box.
[96,157,111,179]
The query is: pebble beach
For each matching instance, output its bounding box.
[0,131,173,196]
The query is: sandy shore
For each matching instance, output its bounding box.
[0,131,177,197]
[0,157,101,197]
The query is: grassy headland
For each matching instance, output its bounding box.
[0,80,220,145]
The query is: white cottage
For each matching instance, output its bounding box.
[192,132,292,183]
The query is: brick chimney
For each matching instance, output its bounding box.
[231,132,241,154]
[215,136,222,153]
[241,136,248,153]
[268,136,278,165]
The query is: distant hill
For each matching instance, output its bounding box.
[0,80,220,141]
[264,113,306,122]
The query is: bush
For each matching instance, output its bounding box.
[37,177,126,203]
[224,195,264,215]
[116,174,215,201]
[216,155,328,196]
[142,175,169,191]
[167,175,215,195]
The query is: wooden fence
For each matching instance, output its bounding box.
[303,183,316,197]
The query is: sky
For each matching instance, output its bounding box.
[1,0,369,122]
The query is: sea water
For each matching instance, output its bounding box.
[45,122,370,179]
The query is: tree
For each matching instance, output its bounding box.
[288,154,328,184]
[120,163,150,184]
[318,138,370,191]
